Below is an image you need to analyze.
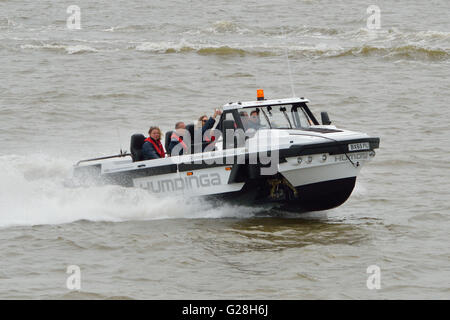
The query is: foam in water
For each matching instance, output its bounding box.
[0,154,259,228]
[20,43,98,54]
[12,32,449,61]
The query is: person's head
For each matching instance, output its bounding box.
[149,126,162,141]
[175,121,186,133]
[250,109,259,117]
[239,111,250,129]
[198,115,208,128]
[250,110,260,123]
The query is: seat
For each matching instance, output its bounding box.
[222,119,236,149]
[186,124,207,154]
[130,134,146,162]
[185,124,195,154]
[165,130,173,157]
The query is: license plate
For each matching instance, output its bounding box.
[348,142,370,151]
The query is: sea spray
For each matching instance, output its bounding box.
[0,154,259,228]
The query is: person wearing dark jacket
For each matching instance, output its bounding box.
[142,126,166,160]
[202,109,222,133]
[200,109,222,150]
[168,121,188,156]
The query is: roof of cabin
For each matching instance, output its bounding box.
[222,97,310,111]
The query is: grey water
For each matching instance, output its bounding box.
[0,0,449,299]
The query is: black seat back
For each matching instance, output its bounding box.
[222,119,235,149]
[130,134,146,162]
[165,130,173,156]
[185,124,195,154]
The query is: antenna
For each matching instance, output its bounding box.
[282,27,296,97]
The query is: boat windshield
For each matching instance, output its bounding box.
[237,104,312,130]
[238,108,270,131]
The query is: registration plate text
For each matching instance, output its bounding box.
[348,142,370,151]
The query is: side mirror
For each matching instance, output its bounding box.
[321,112,331,125]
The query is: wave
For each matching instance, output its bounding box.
[186,22,450,47]
[135,41,448,61]
[260,25,340,37]
[351,27,450,41]
[0,154,260,228]
[181,21,341,37]
[332,45,448,60]
[20,43,98,54]
[205,20,252,35]
[413,30,450,40]
[134,42,274,56]
[197,46,264,56]
[201,22,449,43]
[102,23,160,33]
[14,37,449,61]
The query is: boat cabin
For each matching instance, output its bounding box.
[216,96,319,133]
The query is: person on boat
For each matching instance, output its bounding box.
[239,111,250,130]
[168,121,188,156]
[198,109,222,132]
[201,109,222,148]
[142,126,166,160]
[196,115,207,128]
[248,109,261,130]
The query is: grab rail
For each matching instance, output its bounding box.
[76,151,131,166]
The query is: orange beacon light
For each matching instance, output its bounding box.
[257,89,264,101]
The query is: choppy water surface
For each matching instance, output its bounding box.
[0,0,449,299]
